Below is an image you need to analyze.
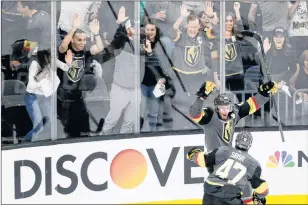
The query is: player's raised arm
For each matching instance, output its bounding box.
[248,166,269,205]
[189,81,216,125]
[236,80,283,119]
[186,147,219,168]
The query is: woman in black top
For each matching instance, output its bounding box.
[141,21,173,131]
[264,27,297,83]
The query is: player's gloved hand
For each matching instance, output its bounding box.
[252,192,266,205]
[196,81,216,99]
[258,81,278,97]
[186,147,202,161]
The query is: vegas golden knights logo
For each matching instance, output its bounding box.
[67,59,84,82]
[184,45,201,66]
[223,121,232,143]
[225,43,237,61]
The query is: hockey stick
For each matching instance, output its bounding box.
[171,103,200,128]
[242,30,285,142]
[86,106,104,133]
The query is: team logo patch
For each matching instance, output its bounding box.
[67,59,84,82]
[223,121,232,143]
[225,43,237,61]
[184,45,201,66]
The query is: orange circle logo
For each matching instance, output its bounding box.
[110,149,147,189]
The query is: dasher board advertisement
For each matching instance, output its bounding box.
[2,131,308,204]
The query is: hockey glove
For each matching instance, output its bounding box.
[196,81,216,99]
[186,147,202,161]
[252,192,266,205]
[258,81,278,97]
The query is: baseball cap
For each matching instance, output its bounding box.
[273,27,286,37]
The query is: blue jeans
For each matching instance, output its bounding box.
[24,92,51,142]
[141,84,160,131]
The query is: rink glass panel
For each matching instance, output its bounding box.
[1,1,53,145]
[1,1,308,147]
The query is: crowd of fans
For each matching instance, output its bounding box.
[1,1,308,144]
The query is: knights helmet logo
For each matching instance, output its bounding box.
[225,43,237,61]
[185,45,201,67]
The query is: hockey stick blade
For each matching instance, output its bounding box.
[242,30,285,142]
[96,118,104,133]
[86,107,105,134]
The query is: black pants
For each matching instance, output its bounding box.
[226,75,245,103]
[203,193,244,205]
[57,97,90,138]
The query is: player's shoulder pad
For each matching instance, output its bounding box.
[219,146,233,154]
[248,153,261,168]
[205,147,219,157]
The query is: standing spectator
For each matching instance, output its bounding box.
[140,22,174,132]
[248,1,289,37]
[171,5,210,95]
[16,1,51,51]
[24,49,72,142]
[198,1,219,41]
[144,2,180,57]
[260,27,296,124]
[1,1,27,56]
[102,6,146,135]
[263,27,296,82]
[98,1,135,44]
[288,0,308,60]
[57,14,104,138]
[97,1,135,92]
[57,1,101,42]
[226,0,252,30]
[212,2,246,102]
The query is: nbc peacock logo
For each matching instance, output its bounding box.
[266,151,295,168]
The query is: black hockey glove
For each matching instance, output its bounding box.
[253,192,266,205]
[258,81,278,97]
[186,147,202,161]
[196,81,216,99]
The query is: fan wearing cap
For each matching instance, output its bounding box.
[272,28,287,50]
[263,27,297,82]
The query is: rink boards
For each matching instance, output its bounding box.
[2,130,308,204]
